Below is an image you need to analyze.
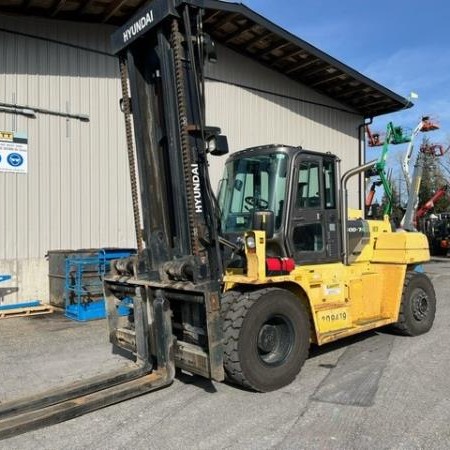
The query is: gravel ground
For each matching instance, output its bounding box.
[1,258,450,450]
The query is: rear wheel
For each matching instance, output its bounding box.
[393,272,436,336]
[223,287,310,392]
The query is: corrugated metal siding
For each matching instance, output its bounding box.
[0,14,135,262]
[205,45,363,205]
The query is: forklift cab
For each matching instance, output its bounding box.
[219,145,341,265]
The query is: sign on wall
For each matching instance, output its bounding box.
[0,131,28,174]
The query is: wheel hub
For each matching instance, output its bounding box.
[256,315,294,366]
[412,289,428,321]
[257,324,279,353]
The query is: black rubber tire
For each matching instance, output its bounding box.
[393,272,436,336]
[223,287,310,392]
[220,290,242,319]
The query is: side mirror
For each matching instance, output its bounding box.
[252,210,275,239]
[208,135,229,156]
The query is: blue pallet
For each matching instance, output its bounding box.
[65,299,131,322]
[65,300,106,321]
[0,300,41,311]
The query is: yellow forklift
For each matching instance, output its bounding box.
[0,0,435,438]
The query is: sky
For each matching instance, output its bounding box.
[242,0,450,181]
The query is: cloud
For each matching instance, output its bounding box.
[363,46,450,97]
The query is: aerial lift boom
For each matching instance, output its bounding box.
[365,122,410,216]
[416,185,449,220]
[402,116,439,195]
[401,121,442,231]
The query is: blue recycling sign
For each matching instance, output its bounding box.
[0,131,28,173]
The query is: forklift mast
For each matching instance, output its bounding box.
[112,0,225,285]
[105,0,235,384]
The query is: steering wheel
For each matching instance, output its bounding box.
[244,196,269,210]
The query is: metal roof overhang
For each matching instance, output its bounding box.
[0,0,411,117]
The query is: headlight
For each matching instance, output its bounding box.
[246,236,256,249]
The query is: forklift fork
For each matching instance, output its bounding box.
[0,287,175,440]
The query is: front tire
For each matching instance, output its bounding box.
[393,272,436,336]
[223,288,310,392]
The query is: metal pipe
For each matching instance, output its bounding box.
[341,159,377,265]
[358,117,372,212]
[402,153,425,231]
[0,106,36,118]
[0,101,89,122]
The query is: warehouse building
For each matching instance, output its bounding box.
[0,0,409,304]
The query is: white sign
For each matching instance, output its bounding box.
[0,131,28,174]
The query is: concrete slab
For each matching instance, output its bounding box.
[1,260,450,449]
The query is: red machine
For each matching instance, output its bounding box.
[419,143,447,157]
[365,125,385,147]
[416,186,449,220]
[416,187,450,256]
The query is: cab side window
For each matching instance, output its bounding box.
[296,161,321,209]
[293,160,324,252]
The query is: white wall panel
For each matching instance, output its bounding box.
[0,14,136,265]
[205,45,364,206]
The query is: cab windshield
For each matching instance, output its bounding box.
[219,152,288,233]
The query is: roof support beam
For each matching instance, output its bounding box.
[334,85,370,99]
[253,40,290,59]
[204,10,222,24]
[285,57,318,75]
[102,0,128,23]
[224,25,257,44]
[269,49,307,68]
[300,63,333,79]
[355,97,386,108]
[76,0,94,16]
[50,0,68,17]
[211,13,241,31]
[242,31,272,50]
[309,72,347,88]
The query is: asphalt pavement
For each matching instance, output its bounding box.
[1,258,450,449]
